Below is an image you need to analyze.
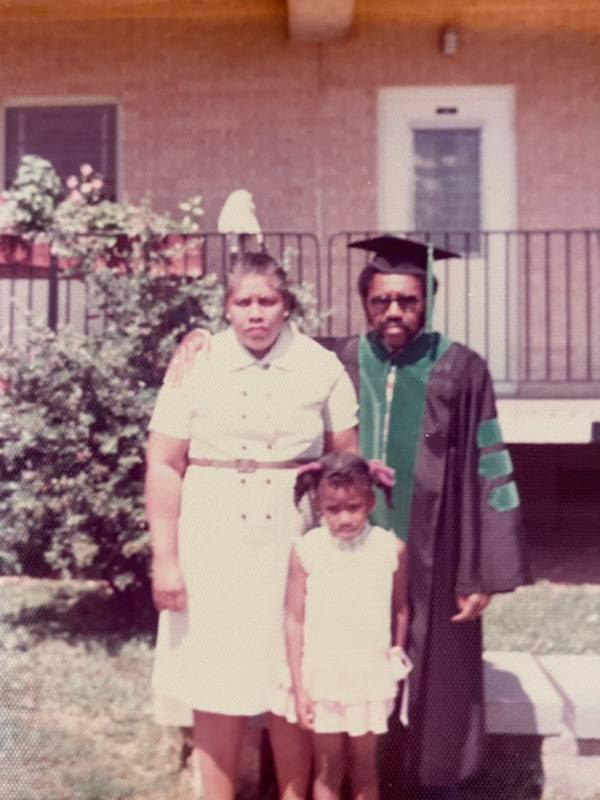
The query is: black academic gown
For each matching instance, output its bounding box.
[318,331,531,789]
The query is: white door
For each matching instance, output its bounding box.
[378,86,517,392]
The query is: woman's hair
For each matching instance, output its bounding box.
[225,251,299,314]
[294,452,395,510]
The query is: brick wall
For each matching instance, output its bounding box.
[0,16,598,238]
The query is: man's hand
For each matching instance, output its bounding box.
[294,687,315,730]
[451,592,491,622]
[151,555,188,612]
[164,329,212,387]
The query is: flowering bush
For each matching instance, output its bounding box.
[53,163,204,274]
[0,155,62,236]
[0,155,204,273]
[0,272,224,604]
[0,155,216,607]
[64,162,105,204]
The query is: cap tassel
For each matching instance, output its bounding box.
[425,241,434,332]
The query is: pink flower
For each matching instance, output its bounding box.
[65,175,79,189]
[80,163,94,177]
[80,182,92,195]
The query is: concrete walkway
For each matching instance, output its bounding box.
[484,651,600,799]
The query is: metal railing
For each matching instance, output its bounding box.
[0,231,321,342]
[1,230,599,396]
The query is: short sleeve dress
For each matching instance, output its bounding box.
[273,524,404,737]
[149,324,358,725]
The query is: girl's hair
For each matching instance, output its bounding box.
[294,452,395,510]
[225,250,299,314]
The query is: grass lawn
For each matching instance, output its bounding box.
[1,576,599,800]
[0,578,193,800]
[483,579,600,654]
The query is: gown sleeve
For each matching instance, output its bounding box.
[455,353,532,595]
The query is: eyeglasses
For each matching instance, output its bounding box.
[368,293,424,312]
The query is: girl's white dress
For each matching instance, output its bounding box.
[149,324,358,725]
[272,523,408,737]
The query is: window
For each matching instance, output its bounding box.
[5,104,117,198]
[413,128,481,253]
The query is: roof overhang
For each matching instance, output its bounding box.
[287,0,356,41]
[0,1,599,34]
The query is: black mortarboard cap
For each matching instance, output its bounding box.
[349,234,460,332]
[348,234,459,273]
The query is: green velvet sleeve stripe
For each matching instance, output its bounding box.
[478,448,513,480]
[488,480,520,512]
[477,417,504,448]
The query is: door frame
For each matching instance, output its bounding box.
[377,85,519,391]
[377,85,517,232]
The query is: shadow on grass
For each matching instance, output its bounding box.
[3,580,158,654]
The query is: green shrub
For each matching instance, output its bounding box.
[0,270,224,602]
[0,154,217,602]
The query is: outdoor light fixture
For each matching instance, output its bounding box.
[441,26,458,55]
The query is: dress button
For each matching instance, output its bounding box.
[242,414,247,419]
[266,514,271,520]
[266,444,272,450]
[266,479,271,485]
[241,514,247,520]
[242,444,247,451]
[263,363,271,370]
[241,478,246,484]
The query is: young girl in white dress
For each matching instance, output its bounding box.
[276,452,411,800]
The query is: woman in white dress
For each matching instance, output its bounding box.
[145,251,358,800]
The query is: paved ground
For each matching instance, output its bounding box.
[542,727,600,799]
[505,537,600,800]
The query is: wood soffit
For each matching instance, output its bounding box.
[0,0,599,33]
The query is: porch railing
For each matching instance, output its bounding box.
[0,231,321,340]
[1,230,599,397]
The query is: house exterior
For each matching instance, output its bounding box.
[0,0,599,531]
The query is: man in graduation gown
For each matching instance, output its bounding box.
[319,235,531,800]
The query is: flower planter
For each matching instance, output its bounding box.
[0,235,51,270]
[0,233,204,277]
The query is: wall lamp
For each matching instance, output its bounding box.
[440,26,458,56]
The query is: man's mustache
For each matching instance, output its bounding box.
[382,318,408,329]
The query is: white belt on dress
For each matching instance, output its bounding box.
[188,457,312,473]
